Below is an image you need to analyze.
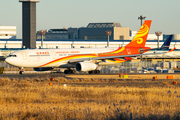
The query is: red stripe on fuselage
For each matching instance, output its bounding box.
[39,47,150,67]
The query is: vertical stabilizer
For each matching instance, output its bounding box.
[125,20,152,47]
[161,35,173,49]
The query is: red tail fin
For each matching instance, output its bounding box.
[125,20,152,47]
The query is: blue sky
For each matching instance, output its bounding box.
[1,0,180,38]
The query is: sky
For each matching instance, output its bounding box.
[0,0,180,39]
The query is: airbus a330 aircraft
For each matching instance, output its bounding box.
[5,20,174,74]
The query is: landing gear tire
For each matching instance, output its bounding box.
[64,69,76,74]
[72,70,76,74]
[96,70,100,74]
[64,70,68,74]
[88,70,100,74]
[88,71,93,74]
[19,67,24,75]
[19,71,23,74]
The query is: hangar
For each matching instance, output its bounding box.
[78,23,130,40]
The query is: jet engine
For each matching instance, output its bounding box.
[33,67,54,71]
[75,62,97,72]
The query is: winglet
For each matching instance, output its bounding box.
[126,20,152,47]
[168,47,176,52]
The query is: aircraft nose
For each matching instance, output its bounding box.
[5,56,22,67]
[5,57,11,64]
[5,57,15,66]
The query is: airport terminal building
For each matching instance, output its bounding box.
[78,23,130,40]
[0,26,16,39]
[36,22,165,41]
[36,22,130,40]
[36,28,78,40]
[0,22,180,58]
[1,22,180,49]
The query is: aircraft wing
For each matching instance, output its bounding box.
[68,48,175,63]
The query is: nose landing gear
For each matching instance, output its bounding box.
[19,67,24,74]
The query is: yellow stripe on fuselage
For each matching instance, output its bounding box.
[40,55,97,67]
[111,47,125,54]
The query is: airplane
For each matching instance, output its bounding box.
[139,34,173,53]
[138,34,173,59]
[5,20,174,74]
[150,34,173,50]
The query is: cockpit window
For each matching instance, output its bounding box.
[8,55,17,57]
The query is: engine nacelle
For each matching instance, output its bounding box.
[33,67,54,71]
[75,62,97,72]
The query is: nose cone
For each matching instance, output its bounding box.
[5,56,24,67]
[5,57,12,65]
[5,57,17,66]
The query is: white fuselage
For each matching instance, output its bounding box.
[5,47,125,68]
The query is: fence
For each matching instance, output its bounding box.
[101,61,178,74]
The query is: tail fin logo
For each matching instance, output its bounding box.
[125,20,152,47]
[132,24,149,44]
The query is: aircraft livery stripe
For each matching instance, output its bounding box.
[39,47,132,67]
[39,54,97,67]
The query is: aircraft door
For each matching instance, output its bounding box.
[126,49,131,55]
[51,51,57,59]
[21,52,27,60]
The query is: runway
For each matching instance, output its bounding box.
[1,73,180,80]
[0,73,180,89]
[0,74,65,79]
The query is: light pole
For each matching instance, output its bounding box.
[138,15,146,26]
[40,30,46,48]
[105,31,112,47]
[155,31,162,48]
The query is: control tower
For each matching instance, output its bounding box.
[19,0,39,48]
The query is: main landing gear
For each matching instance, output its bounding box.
[19,67,24,74]
[88,70,100,74]
[64,69,76,74]
[63,69,100,74]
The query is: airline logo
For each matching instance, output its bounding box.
[56,51,80,54]
[36,52,49,55]
[126,20,152,47]
[132,24,149,44]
